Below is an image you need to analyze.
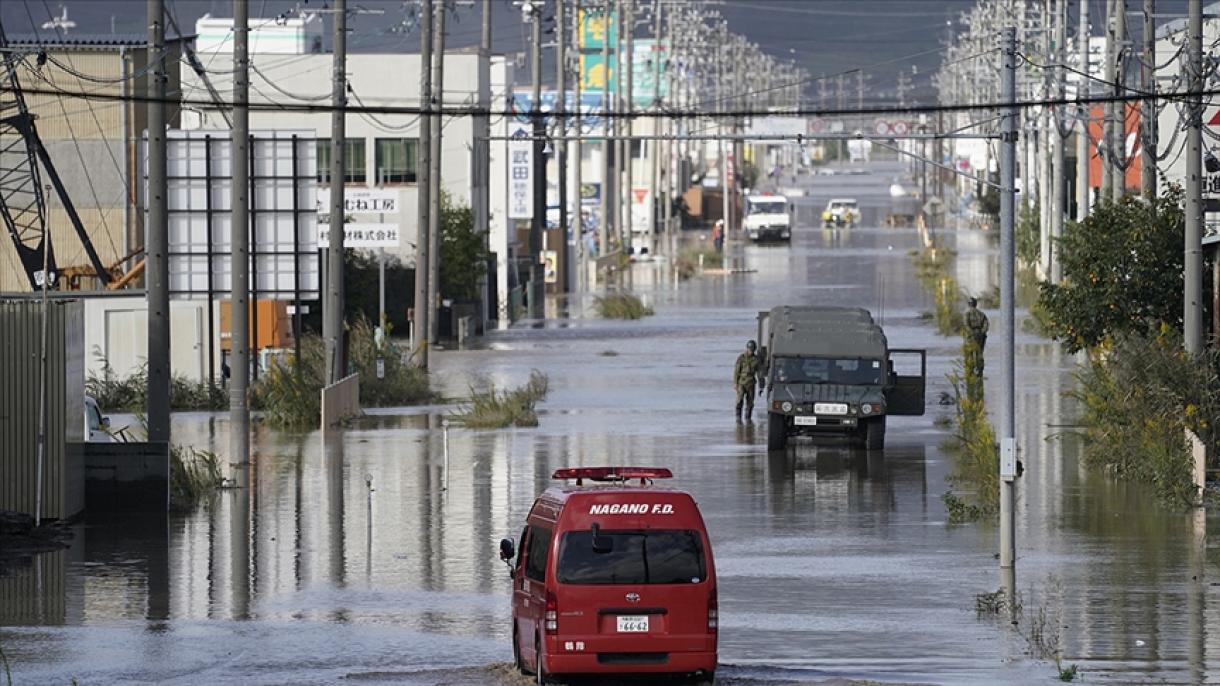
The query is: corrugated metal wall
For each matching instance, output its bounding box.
[0,299,84,519]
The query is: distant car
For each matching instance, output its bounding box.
[821,198,860,228]
[85,396,115,443]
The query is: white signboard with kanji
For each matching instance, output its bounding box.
[508,129,534,219]
[318,223,400,249]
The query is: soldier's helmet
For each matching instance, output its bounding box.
[746,340,757,351]
[967,297,978,307]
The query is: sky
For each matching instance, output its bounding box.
[0,0,1199,109]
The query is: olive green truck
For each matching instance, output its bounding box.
[757,306,926,450]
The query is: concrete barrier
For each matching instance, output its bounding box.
[321,373,360,428]
[82,441,169,512]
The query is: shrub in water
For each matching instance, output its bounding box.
[593,293,654,320]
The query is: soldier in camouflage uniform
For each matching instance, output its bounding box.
[964,297,989,377]
[734,340,764,420]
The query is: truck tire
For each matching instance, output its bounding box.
[864,417,886,450]
[767,412,788,451]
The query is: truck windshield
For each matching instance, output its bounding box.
[772,356,883,385]
[557,529,706,585]
[748,201,786,214]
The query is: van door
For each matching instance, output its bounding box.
[518,524,552,661]
[887,348,926,416]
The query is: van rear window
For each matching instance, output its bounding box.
[557,530,706,585]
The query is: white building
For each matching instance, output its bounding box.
[183,17,516,306]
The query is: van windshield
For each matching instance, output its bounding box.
[557,529,706,585]
[772,356,883,385]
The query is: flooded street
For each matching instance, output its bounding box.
[3,163,1218,685]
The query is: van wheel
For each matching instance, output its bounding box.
[535,635,550,685]
[513,626,528,675]
[864,417,886,450]
[767,412,787,451]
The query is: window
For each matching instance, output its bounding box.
[747,200,787,215]
[557,530,706,585]
[516,526,528,571]
[771,356,884,386]
[375,138,419,184]
[525,526,552,582]
[316,138,367,184]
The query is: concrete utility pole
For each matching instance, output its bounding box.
[1077,0,1091,221]
[1102,0,1116,199]
[623,0,634,249]
[428,1,446,341]
[324,0,347,384]
[230,0,250,472]
[600,4,611,258]
[476,0,492,322]
[556,0,569,293]
[529,0,545,317]
[649,0,662,257]
[572,0,584,288]
[1050,0,1067,283]
[999,26,1018,579]
[1040,3,1054,277]
[414,0,432,367]
[1185,0,1203,354]
[1142,0,1157,200]
[146,0,170,444]
[1114,0,1127,203]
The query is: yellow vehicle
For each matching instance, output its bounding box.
[821,198,860,228]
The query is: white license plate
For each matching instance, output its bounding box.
[616,615,650,633]
[794,416,818,426]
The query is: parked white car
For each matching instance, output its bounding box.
[85,396,115,443]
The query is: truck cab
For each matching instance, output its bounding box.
[743,194,793,242]
[757,306,926,450]
[500,467,717,684]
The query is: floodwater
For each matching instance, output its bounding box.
[3,161,1219,685]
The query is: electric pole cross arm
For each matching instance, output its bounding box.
[0,21,111,290]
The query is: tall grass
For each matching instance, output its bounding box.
[170,445,223,510]
[673,248,724,280]
[593,292,654,320]
[86,349,226,412]
[942,338,999,521]
[455,371,550,428]
[912,247,965,336]
[1070,330,1219,506]
[252,316,433,430]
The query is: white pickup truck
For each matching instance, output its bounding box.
[742,194,794,242]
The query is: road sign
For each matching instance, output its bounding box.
[873,119,892,136]
[808,117,826,134]
[892,120,910,135]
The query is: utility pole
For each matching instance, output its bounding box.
[1101,0,1116,199]
[1142,0,1157,200]
[623,0,634,251]
[1185,0,1203,354]
[649,0,662,257]
[529,0,545,317]
[428,1,446,341]
[324,0,347,384]
[1050,0,1067,284]
[413,0,432,366]
[599,3,611,259]
[1040,3,1053,277]
[1112,0,1126,202]
[146,0,170,444]
[556,0,570,293]
[572,0,583,288]
[230,0,250,473]
[476,0,492,323]
[999,26,1018,581]
[1076,0,1091,221]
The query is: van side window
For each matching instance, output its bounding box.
[516,526,528,570]
[524,526,552,581]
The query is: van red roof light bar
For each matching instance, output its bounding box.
[552,467,673,485]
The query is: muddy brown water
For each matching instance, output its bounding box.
[2,163,1217,685]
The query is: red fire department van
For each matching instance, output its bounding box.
[499,467,718,684]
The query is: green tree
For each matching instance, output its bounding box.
[1038,187,1185,352]
[439,191,490,301]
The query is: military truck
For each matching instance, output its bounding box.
[757,306,926,450]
